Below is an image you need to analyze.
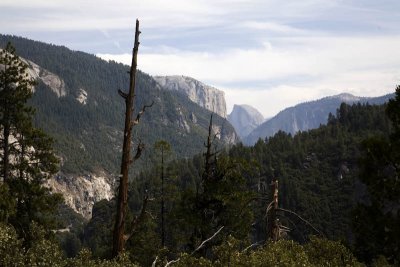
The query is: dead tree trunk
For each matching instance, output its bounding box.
[161,145,165,247]
[112,19,141,257]
[267,179,279,241]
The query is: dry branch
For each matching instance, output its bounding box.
[276,207,324,237]
[162,226,225,267]
[118,89,128,100]
[132,101,154,126]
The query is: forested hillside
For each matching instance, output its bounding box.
[245,93,393,145]
[75,100,398,265]
[0,34,237,175]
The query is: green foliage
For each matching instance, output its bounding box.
[0,223,25,267]
[0,183,15,221]
[228,102,390,245]
[68,248,139,267]
[304,236,361,266]
[353,86,400,264]
[168,153,256,254]
[0,223,140,267]
[0,42,62,245]
[171,236,363,267]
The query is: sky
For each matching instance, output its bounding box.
[1,0,400,118]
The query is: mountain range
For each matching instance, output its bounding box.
[244,93,394,145]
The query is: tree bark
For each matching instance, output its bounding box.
[161,146,165,247]
[112,19,141,257]
[267,180,279,241]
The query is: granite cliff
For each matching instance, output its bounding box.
[228,104,264,139]
[154,75,227,118]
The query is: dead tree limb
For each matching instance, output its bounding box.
[130,140,145,164]
[163,226,225,267]
[151,256,159,267]
[276,208,324,237]
[118,89,128,99]
[242,240,264,253]
[191,225,224,256]
[132,101,154,126]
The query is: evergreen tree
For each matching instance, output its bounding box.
[0,42,61,245]
[353,86,400,264]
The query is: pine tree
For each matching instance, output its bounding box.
[0,42,61,245]
[353,86,400,264]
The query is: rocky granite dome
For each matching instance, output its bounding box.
[228,104,264,139]
[244,93,394,145]
[154,75,227,118]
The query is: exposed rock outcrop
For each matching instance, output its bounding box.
[24,59,67,97]
[154,75,227,118]
[76,88,88,105]
[0,50,66,96]
[47,172,114,219]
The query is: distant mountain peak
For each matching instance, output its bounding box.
[228,104,264,139]
[327,92,361,102]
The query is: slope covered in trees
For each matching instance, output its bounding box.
[0,34,237,175]
[78,99,398,265]
[0,43,62,247]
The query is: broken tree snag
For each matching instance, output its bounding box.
[203,114,218,183]
[267,179,279,242]
[112,19,142,258]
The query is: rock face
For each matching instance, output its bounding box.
[0,49,66,97]
[24,59,67,97]
[228,104,264,139]
[244,93,394,145]
[154,75,227,118]
[76,88,88,105]
[47,172,114,219]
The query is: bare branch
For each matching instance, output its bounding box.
[146,211,156,220]
[265,200,275,217]
[165,259,180,267]
[118,89,128,99]
[191,226,224,255]
[130,140,145,164]
[132,101,154,126]
[162,226,225,267]
[242,240,264,253]
[151,256,159,267]
[276,208,324,237]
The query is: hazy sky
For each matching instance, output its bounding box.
[1,0,399,117]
